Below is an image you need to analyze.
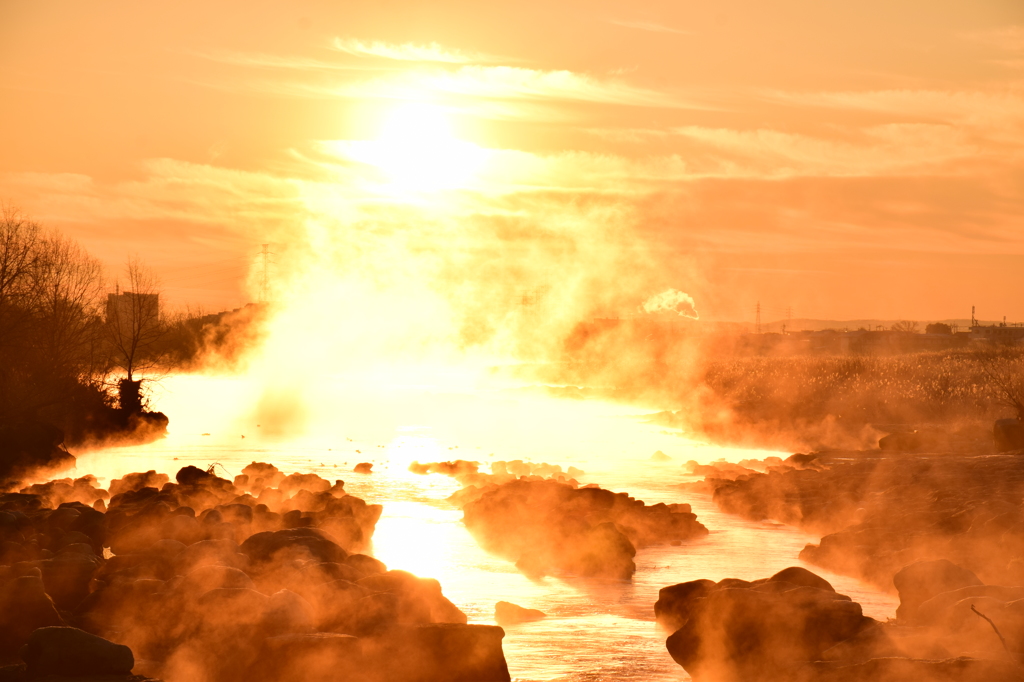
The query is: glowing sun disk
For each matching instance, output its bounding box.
[362,102,485,191]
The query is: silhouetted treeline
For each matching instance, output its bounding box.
[0,208,265,484]
[0,209,114,444]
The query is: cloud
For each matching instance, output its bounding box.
[641,289,699,319]
[769,89,1024,130]
[190,49,389,72]
[961,25,1024,52]
[264,65,710,112]
[669,123,980,178]
[606,19,692,36]
[331,38,499,64]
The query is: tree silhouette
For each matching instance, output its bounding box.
[105,258,165,413]
[891,320,919,333]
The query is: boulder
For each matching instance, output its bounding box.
[0,575,65,657]
[665,575,871,682]
[356,571,467,626]
[916,585,1024,626]
[462,478,704,579]
[240,528,347,566]
[655,579,716,632]
[39,553,103,609]
[21,626,134,676]
[769,566,835,592]
[253,633,362,682]
[175,538,241,573]
[801,656,1023,682]
[196,587,271,629]
[878,432,922,452]
[363,623,511,682]
[494,601,545,626]
[994,419,1024,453]
[893,559,982,624]
[264,589,316,635]
[179,565,254,595]
[346,554,387,576]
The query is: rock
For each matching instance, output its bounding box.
[0,575,65,657]
[819,622,903,663]
[893,559,982,624]
[651,450,671,462]
[310,579,372,632]
[39,553,103,609]
[354,463,373,474]
[665,572,872,682]
[878,432,922,452]
[462,479,704,579]
[994,418,1024,453]
[494,601,545,626]
[346,554,387,576]
[303,561,365,585]
[801,656,1023,682]
[769,566,836,592]
[254,633,362,682]
[196,587,271,629]
[356,570,468,625]
[264,589,316,635]
[175,538,241,573]
[240,528,347,565]
[21,626,134,676]
[916,585,1024,625]
[654,579,716,632]
[363,623,511,682]
[179,565,254,594]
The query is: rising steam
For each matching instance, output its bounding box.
[640,289,699,319]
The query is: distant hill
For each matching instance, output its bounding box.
[755,318,997,333]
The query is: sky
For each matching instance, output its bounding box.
[1,0,1023,326]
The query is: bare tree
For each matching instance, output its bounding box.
[977,349,1024,420]
[891,320,919,333]
[30,233,105,376]
[0,205,41,348]
[105,257,165,413]
[0,211,105,421]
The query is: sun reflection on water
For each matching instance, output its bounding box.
[72,374,896,681]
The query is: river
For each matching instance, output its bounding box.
[77,374,898,681]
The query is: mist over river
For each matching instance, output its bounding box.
[78,374,897,681]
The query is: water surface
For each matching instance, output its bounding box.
[79,375,898,681]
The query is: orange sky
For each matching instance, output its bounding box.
[1,0,1023,324]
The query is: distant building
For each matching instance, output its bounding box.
[105,291,160,328]
[970,324,1024,346]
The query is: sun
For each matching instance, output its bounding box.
[362,102,485,192]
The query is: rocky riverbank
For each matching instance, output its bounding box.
[656,564,1023,681]
[457,477,708,579]
[683,450,1024,589]
[0,462,510,682]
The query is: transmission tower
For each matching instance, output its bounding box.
[259,244,270,303]
[755,301,761,334]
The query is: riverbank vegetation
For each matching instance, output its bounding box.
[0,207,265,486]
[557,325,1024,451]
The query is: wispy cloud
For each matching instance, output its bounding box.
[766,89,1024,140]
[190,49,389,72]
[961,25,1024,52]
[606,19,692,36]
[268,65,713,111]
[331,38,500,64]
